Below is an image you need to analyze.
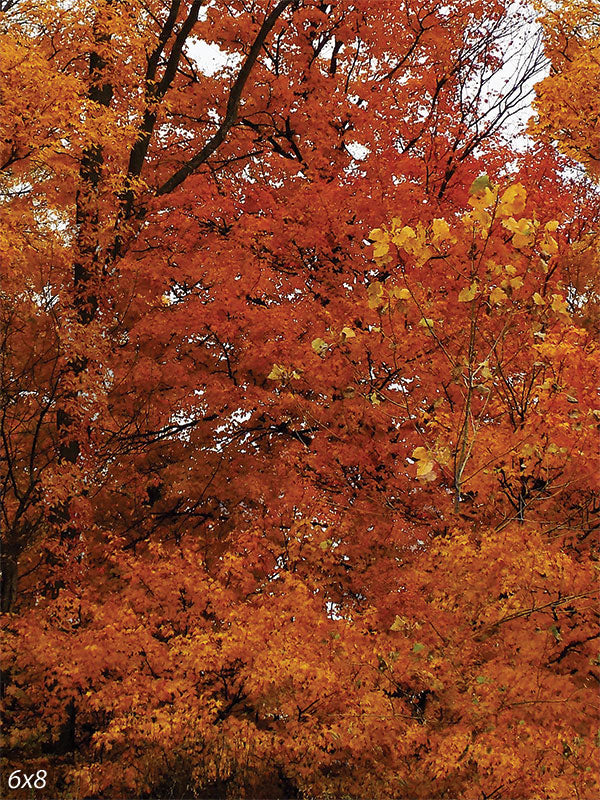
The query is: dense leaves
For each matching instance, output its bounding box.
[1,0,598,798]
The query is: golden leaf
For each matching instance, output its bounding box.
[550,294,568,315]
[412,446,429,460]
[392,225,417,248]
[373,241,390,258]
[268,364,286,380]
[458,282,478,302]
[416,460,435,477]
[311,337,328,355]
[368,281,384,309]
[489,287,507,305]
[369,227,386,241]
[498,183,527,216]
[390,286,411,300]
[431,218,451,242]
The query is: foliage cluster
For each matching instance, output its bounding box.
[0,1,598,797]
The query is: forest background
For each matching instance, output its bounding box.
[0,0,599,798]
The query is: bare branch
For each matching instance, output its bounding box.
[156,0,294,197]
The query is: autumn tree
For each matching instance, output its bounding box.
[1,0,598,798]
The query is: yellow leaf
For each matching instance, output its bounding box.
[268,364,285,380]
[367,281,384,309]
[373,241,390,258]
[480,362,493,379]
[533,292,545,305]
[418,317,434,328]
[540,236,558,255]
[550,294,569,315]
[311,337,328,355]
[341,326,356,340]
[431,218,451,242]
[503,217,527,234]
[503,216,534,249]
[415,245,434,266]
[392,225,417,248]
[416,460,435,477]
[390,616,404,632]
[509,276,524,290]
[499,183,527,216]
[545,220,559,232]
[436,446,451,465]
[469,188,495,212]
[390,286,411,300]
[458,282,478,302]
[489,287,507,305]
[412,446,429,460]
[368,228,386,241]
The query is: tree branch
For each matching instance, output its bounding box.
[156,0,294,197]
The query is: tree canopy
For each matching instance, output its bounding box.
[1,1,598,798]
